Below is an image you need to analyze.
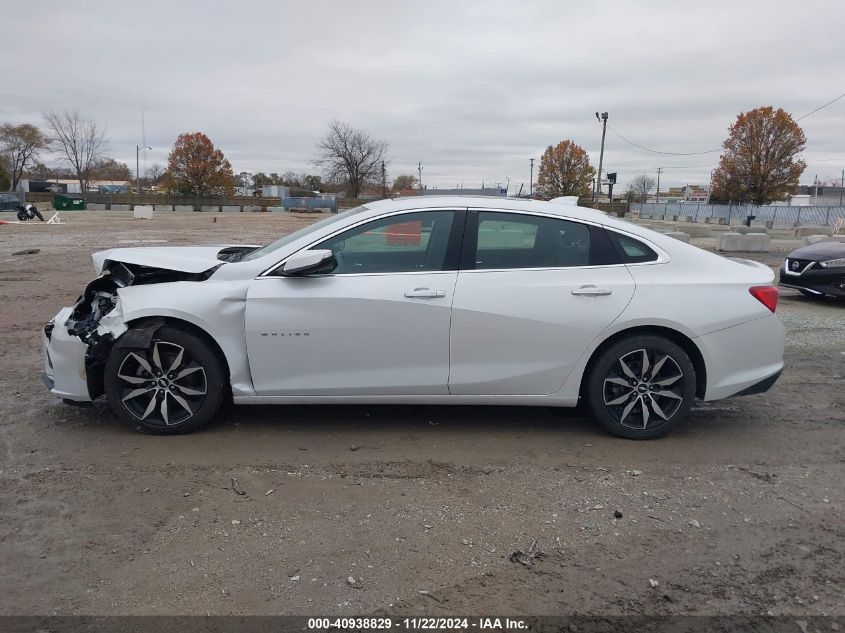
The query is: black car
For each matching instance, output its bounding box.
[780,240,845,298]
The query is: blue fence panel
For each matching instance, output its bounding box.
[633,203,845,228]
[282,197,338,213]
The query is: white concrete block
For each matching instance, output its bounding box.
[174,205,194,212]
[110,204,130,211]
[803,235,845,246]
[735,226,768,234]
[201,205,220,213]
[677,225,712,238]
[87,203,107,210]
[267,206,285,212]
[133,205,154,219]
[154,205,173,212]
[221,205,241,212]
[793,225,832,237]
[717,232,771,252]
[243,205,262,212]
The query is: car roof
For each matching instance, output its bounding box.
[364,195,610,222]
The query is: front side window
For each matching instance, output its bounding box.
[242,206,368,261]
[314,210,455,274]
[474,211,591,269]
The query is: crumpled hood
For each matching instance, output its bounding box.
[91,245,234,274]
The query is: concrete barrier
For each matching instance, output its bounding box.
[154,205,174,212]
[133,205,154,219]
[676,216,692,223]
[243,205,262,213]
[174,205,193,212]
[793,225,833,237]
[664,231,690,243]
[803,234,845,246]
[87,203,107,210]
[221,205,241,213]
[201,205,220,213]
[716,232,771,252]
[735,226,768,234]
[110,204,130,211]
[267,206,285,212]
[676,225,712,238]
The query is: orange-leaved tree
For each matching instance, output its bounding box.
[711,107,806,205]
[536,140,595,199]
[163,132,235,195]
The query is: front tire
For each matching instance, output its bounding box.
[585,335,696,439]
[104,325,226,434]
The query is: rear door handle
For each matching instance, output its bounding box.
[404,288,446,299]
[571,285,612,296]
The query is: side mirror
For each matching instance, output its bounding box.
[280,249,335,276]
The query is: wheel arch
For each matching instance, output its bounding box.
[580,325,707,399]
[122,316,232,382]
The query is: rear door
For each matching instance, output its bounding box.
[449,209,635,396]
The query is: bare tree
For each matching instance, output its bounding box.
[43,110,106,194]
[628,174,656,202]
[314,120,388,198]
[147,162,164,186]
[0,123,51,191]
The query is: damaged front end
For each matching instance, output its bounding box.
[43,259,220,402]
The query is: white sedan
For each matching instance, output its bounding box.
[42,196,785,439]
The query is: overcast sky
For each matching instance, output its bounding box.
[3,0,844,192]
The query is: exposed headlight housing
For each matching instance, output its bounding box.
[820,258,845,269]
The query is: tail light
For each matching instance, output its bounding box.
[749,286,778,313]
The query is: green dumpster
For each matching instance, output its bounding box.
[53,194,86,210]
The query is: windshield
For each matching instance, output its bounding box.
[241,205,368,261]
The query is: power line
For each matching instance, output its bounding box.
[606,124,721,156]
[795,89,845,121]
[606,88,845,157]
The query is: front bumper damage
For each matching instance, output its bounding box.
[42,255,223,402]
[43,301,129,402]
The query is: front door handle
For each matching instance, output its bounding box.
[571,285,613,296]
[404,287,446,299]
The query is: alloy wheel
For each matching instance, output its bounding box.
[116,341,208,426]
[602,348,685,430]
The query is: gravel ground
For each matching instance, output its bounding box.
[0,211,842,617]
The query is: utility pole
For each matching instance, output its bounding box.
[813,174,818,205]
[705,169,714,205]
[656,167,663,203]
[381,160,386,199]
[840,169,843,206]
[418,162,423,195]
[529,158,535,198]
[136,145,151,199]
[593,112,608,203]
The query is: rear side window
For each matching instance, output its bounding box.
[474,212,591,269]
[607,231,659,264]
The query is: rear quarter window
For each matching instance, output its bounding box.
[607,231,659,264]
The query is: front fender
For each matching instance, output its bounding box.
[115,281,256,397]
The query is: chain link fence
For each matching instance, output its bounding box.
[632,202,845,228]
[0,191,26,211]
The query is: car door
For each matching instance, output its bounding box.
[245,209,463,396]
[449,209,636,396]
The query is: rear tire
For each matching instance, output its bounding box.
[104,325,226,434]
[585,335,696,439]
